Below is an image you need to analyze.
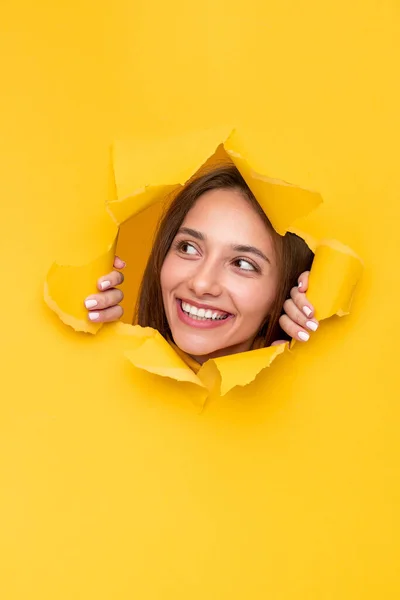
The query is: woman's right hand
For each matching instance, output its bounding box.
[84,256,126,322]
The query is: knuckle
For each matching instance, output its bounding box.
[283,299,293,314]
[294,291,306,310]
[110,270,124,286]
[283,298,291,310]
[299,313,308,327]
[297,316,308,330]
[101,291,113,308]
[105,304,123,323]
[279,314,292,334]
[115,289,124,303]
[102,289,123,308]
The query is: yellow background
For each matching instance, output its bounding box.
[1,1,399,598]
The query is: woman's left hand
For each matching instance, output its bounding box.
[272,271,319,345]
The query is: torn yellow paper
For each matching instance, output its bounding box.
[46,128,327,335]
[200,344,287,397]
[112,129,233,201]
[45,237,117,333]
[109,127,234,225]
[45,128,362,400]
[124,328,288,403]
[307,239,363,320]
[111,129,323,234]
[125,329,205,388]
[125,329,209,408]
[45,128,232,333]
[107,184,181,226]
[224,131,323,235]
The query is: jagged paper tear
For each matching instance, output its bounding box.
[44,128,363,406]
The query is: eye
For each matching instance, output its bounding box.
[234,258,258,272]
[176,241,199,256]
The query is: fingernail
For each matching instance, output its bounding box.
[298,281,303,289]
[303,306,312,317]
[298,331,310,341]
[88,312,100,321]
[306,320,318,332]
[100,280,111,290]
[85,299,98,309]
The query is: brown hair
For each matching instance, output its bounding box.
[136,165,314,347]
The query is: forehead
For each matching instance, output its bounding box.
[181,188,276,251]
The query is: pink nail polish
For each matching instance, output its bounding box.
[85,299,98,309]
[298,331,310,341]
[306,320,318,332]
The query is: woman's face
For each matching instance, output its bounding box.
[160,188,280,362]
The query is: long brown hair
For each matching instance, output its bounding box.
[136,165,314,347]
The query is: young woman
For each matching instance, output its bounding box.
[84,166,318,363]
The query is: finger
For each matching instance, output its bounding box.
[271,340,288,346]
[279,314,311,342]
[84,288,123,311]
[297,270,310,293]
[290,284,315,319]
[87,304,124,323]
[113,256,126,269]
[97,270,124,291]
[283,299,318,332]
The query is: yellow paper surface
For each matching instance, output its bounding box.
[44,237,117,333]
[44,126,362,392]
[307,239,364,319]
[125,329,205,387]
[225,131,323,235]
[202,343,287,397]
[125,330,288,404]
[1,1,399,599]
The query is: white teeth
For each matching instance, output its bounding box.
[180,301,228,321]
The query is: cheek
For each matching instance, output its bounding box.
[231,273,279,319]
[160,258,172,294]
[160,254,182,294]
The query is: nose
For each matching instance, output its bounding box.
[188,260,223,298]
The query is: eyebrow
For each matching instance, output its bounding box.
[177,227,271,264]
[232,244,270,264]
[178,227,205,241]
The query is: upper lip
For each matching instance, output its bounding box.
[178,298,232,315]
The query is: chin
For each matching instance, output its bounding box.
[171,331,221,359]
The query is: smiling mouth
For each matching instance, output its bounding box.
[178,299,232,322]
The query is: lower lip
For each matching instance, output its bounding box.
[176,300,233,329]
